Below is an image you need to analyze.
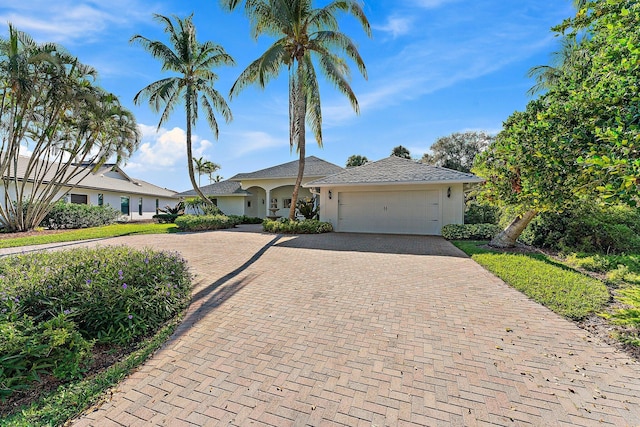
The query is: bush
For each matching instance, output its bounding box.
[42,201,120,230]
[441,223,501,240]
[174,214,236,231]
[183,197,223,216]
[227,215,263,225]
[0,247,191,399]
[152,213,179,224]
[296,197,319,220]
[517,203,640,254]
[464,201,499,225]
[262,218,333,234]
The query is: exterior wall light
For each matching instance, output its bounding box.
[447,187,451,198]
[328,190,332,200]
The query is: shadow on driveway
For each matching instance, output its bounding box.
[274,232,468,257]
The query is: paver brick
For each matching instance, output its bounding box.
[5,227,639,426]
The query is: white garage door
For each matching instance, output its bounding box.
[338,190,441,235]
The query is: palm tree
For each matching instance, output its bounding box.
[131,14,234,204]
[227,0,371,219]
[345,154,368,167]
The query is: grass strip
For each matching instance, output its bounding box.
[1,317,181,427]
[0,223,178,249]
[453,241,610,320]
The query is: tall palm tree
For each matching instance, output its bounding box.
[227,0,370,219]
[131,14,234,204]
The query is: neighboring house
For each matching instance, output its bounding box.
[176,156,343,218]
[1,155,178,221]
[305,156,483,235]
[177,155,483,236]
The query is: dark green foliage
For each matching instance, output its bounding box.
[346,155,368,168]
[42,202,120,230]
[152,213,180,224]
[0,247,190,400]
[227,215,263,224]
[464,201,499,225]
[296,197,318,220]
[158,201,185,215]
[174,214,236,231]
[262,218,333,234]
[518,203,640,254]
[441,223,501,240]
[0,314,93,399]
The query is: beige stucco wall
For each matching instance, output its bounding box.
[316,183,465,235]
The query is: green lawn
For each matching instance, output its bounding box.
[453,241,610,320]
[0,223,178,249]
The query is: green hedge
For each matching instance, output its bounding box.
[227,215,263,224]
[42,201,120,229]
[174,214,236,231]
[262,218,333,234]
[152,213,180,224]
[0,247,191,400]
[441,223,501,240]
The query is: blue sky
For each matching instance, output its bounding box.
[0,0,575,192]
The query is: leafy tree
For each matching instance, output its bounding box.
[474,0,640,248]
[0,25,139,231]
[226,0,371,219]
[345,154,368,168]
[131,14,234,205]
[391,145,411,159]
[421,131,494,173]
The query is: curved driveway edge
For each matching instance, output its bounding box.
[21,229,639,426]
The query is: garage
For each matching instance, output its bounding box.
[304,156,483,236]
[338,190,441,235]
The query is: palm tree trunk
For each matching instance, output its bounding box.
[489,210,537,248]
[289,61,306,220]
[185,90,212,206]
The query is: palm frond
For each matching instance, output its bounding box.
[230,40,286,98]
[318,52,359,113]
[312,31,367,79]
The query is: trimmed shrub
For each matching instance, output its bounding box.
[262,218,333,234]
[42,201,120,230]
[518,203,640,254]
[441,223,501,240]
[227,215,263,225]
[174,214,236,231]
[0,247,191,398]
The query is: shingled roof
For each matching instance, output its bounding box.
[3,155,177,198]
[304,156,483,187]
[229,156,343,181]
[176,180,252,197]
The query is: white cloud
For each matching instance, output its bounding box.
[0,0,153,44]
[373,15,414,38]
[125,124,213,172]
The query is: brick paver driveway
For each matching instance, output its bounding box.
[29,227,638,426]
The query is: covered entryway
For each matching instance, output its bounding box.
[338,190,441,235]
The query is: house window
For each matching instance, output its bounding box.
[97,194,104,206]
[138,197,143,216]
[247,200,251,208]
[283,198,292,209]
[120,197,130,215]
[211,198,218,206]
[70,194,88,205]
[155,199,159,214]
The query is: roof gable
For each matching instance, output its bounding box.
[305,156,483,186]
[176,180,251,197]
[229,156,343,181]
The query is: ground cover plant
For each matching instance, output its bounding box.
[453,241,609,320]
[0,223,177,249]
[0,246,191,409]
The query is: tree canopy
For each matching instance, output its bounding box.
[346,154,368,167]
[421,131,494,173]
[0,25,139,231]
[391,145,411,159]
[474,0,640,246]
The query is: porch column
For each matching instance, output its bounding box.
[265,188,271,217]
